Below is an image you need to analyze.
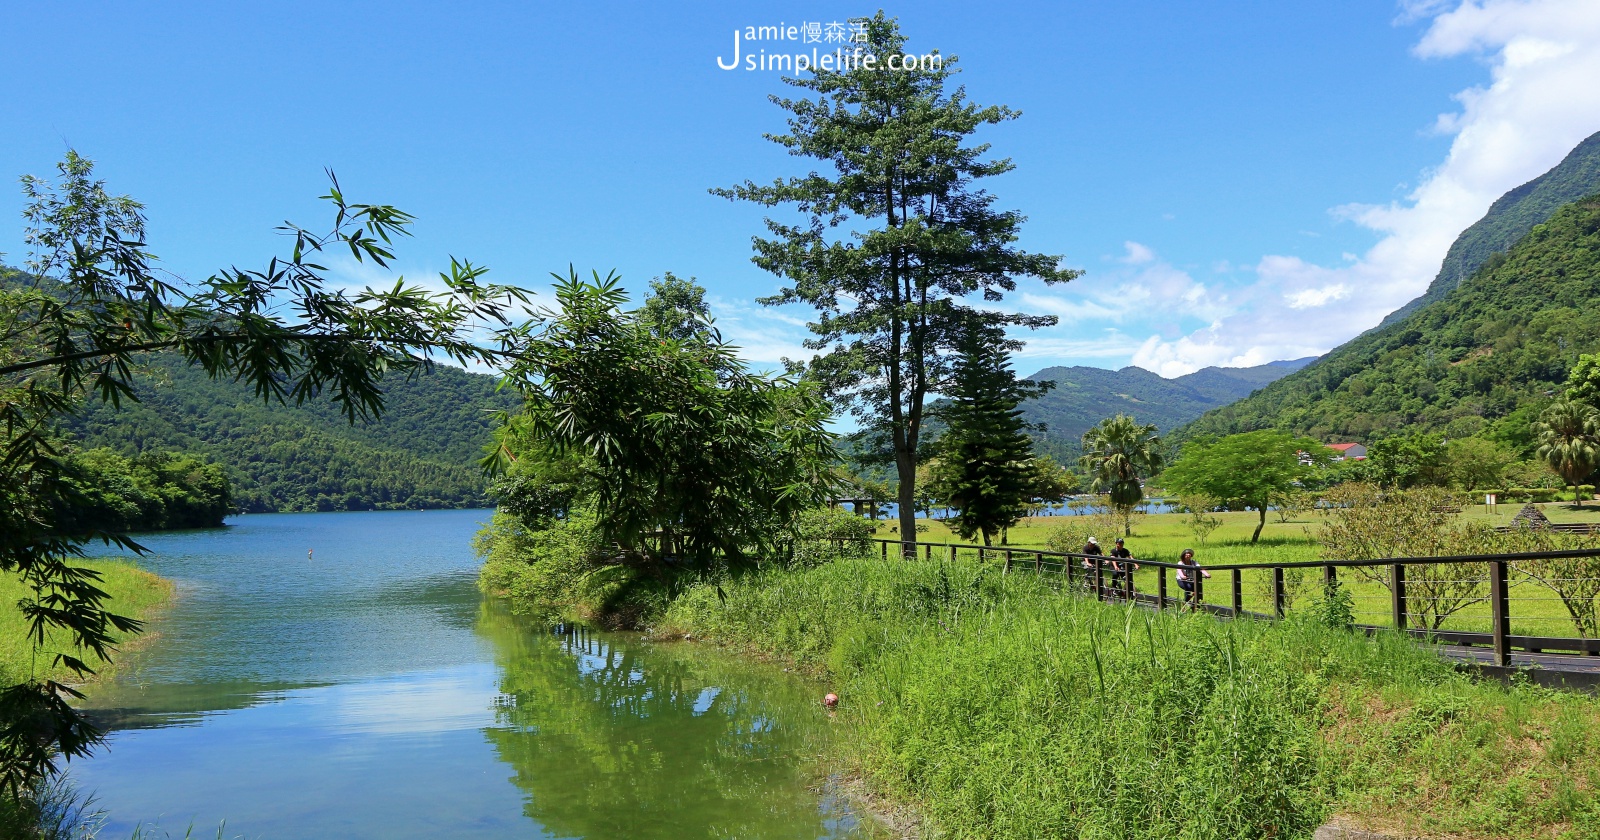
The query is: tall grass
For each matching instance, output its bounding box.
[0,559,175,687]
[2,561,173,839]
[0,775,103,840]
[659,556,1600,839]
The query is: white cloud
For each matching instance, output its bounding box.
[1119,241,1156,264]
[1133,0,1600,374]
[705,296,817,368]
[1018,244,1237,373]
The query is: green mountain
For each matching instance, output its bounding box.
[1179,190,1600,448]
[1021,358,1315,460]
[1379,129,1600,328]
[64,354,517,512]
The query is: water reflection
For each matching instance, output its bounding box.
[73,512,866,839]
[477,605,861,839]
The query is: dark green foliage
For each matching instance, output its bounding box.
[61,353,512,512]
[1312,577,1356,628]
[1566,352,1600,408]
[1180,193,1600,446]
[715,12,1076,541]
[58,448,229,531]
[1362,432,1449,489]
[476,507,608,624]
[931,322,1046,545]
[1534,400,1600,505]
[1079,414,1163,534]
[488,270,840,569]
[636,271,713,342]
[1380,129,1600,326]
[788,507,875,569]
[1021,358,1313,462]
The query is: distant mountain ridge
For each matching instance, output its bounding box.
[63,353,517,512]
[1019,357,1316,459]
[1176,189,1600,448]
[1379,129,1600,328]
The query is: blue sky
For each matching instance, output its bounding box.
[5,1,1600,376]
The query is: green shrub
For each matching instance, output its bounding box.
[788,507,875,568]
[475,508,604,621]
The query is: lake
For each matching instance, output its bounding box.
[77,510,864,839]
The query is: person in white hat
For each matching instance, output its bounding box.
[1081,535,1104,594]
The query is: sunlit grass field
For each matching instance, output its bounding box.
[867,502,1600,640]
[0,559,175,687]
[661,554,1600,839]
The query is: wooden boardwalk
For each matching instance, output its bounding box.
[852,536,1600,686]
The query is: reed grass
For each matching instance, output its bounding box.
[659,555,1600,839]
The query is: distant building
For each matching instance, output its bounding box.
[1327,442,1367,461]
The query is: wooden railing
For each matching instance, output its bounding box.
[845,537,1600,667]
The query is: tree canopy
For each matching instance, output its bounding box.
[929,320,1048,545]
[1534,400,1600,505]
[716,12,1076,546]
[1178,193,1600,449]
[1078,415,1163,536]
[487,271,840,566]
[1162,430,1330,543]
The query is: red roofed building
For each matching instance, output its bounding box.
[1327,442,1367,461]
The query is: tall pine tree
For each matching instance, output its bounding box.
[932,320,1047,545]
[716,13,1076,548]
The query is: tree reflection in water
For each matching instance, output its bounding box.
[475,602,865,839]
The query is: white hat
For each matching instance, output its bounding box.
[1087,536,1098,544]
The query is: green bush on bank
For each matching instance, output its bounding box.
[788,507,876,569]
[658,557,1600,840]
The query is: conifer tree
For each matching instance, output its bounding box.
[931,321,1047,545]
[716,12,1076,548]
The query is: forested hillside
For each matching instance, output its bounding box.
[1180,192,1600,448]
[1020,358,1313,460]
[64,354,516,512]
[1379,128,1600,327]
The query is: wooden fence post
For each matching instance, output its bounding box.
[1390,563,1408,631]
[949,544,957,563]
[1035,551,1043,572]
[1324,564,1337,590]
[881,541,888,560]
[1193,570,1204,609]
[1003,551,1012,574]
[1491,559,1510,667]
[1231,569,1243,617]
[1157,566,1167,610]
[1094,561,1105,602]
[1272,567,1286,618]
[925,543,933,561]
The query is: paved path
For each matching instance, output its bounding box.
[1440,645,1600,674]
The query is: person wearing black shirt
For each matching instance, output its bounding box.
[1109,537,1138,596]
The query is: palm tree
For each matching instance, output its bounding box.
[1534,400,1600,506]
[1079,415,1164,536]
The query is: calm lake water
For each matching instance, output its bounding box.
[78,510,862,839]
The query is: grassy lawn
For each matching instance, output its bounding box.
[867,502,1600,640]
[0,559,175,687]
